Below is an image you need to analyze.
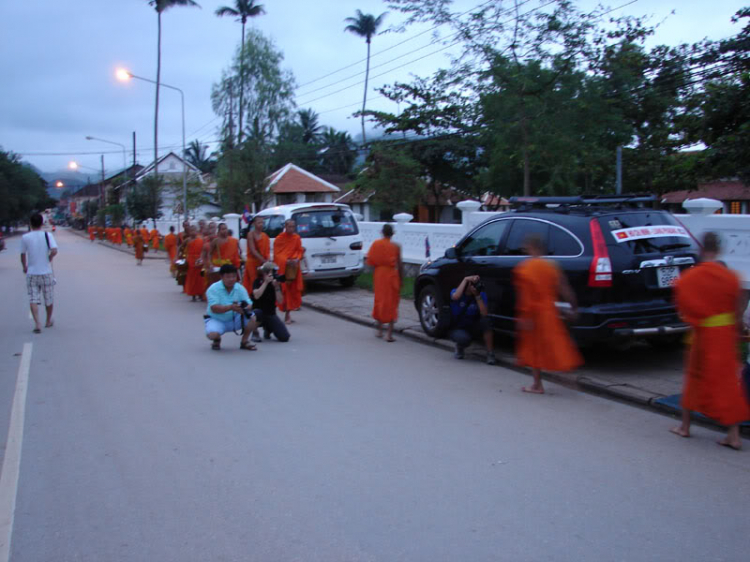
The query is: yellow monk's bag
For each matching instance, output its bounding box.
[285,260,299,281]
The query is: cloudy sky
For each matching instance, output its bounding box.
[0,0,746,176]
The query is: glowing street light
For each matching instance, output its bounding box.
[116,66,187,224]
[68,161,79,170]
[55,181,64,188]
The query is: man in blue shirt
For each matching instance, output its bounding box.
[205,264,259,351]
[450,275,496,365]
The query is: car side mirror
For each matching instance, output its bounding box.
[445,247,458,260]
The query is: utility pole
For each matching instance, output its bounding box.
[100,154,106,207]
[616,146,623,195]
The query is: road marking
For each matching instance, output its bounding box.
[0,343,32,562]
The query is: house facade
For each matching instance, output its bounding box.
[661,179,750,214]
[262,163,341,209]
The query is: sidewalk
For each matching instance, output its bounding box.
[68,228,167,260]
[303,284,691,417]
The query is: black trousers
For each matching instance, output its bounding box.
[449,316,490,350]
[254,310,290,342]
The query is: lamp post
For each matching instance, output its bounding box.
[69,159,106,207]
[85,136,127,170]
[117,68,187,230]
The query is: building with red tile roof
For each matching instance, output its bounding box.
[263,163,341,208]
[661,179,750,214]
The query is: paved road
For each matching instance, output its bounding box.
[0,230,748,562]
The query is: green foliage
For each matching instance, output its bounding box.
[184,140,216,174]
[126,176,163,224]
[165,175,212,215]
[355,272,414,299]
[0,149,54,225]
[352,145,426,214]
[216,141,267,212]
[102,204,125,226]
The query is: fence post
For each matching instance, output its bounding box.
[456,200,481,232]
[682,198,723,216]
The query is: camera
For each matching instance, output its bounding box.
[238,300,253,319]
[473,280,485,293]
[272,272,286,283]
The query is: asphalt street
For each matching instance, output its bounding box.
[0,229,748,562]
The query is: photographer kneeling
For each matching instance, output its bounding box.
[204,264,259,351]
[252,262,290,342]
[450,275,496,365]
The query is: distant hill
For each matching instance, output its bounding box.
[40,170,91,201]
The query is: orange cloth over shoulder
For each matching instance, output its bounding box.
[243,232,271,293]
[133,233,145,260]
[514,257,582,372]
[114,229,122,245]
[366,238,401,323]
[214,237,241,268]
[88,226,95,241]
[184,236,206,297]
[274,231,304,311]
[675,261,750,425]
[164,233,178,263]
[150,229,160,250]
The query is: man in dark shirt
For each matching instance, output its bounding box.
[450,275,495,365]
[252,262,290,342]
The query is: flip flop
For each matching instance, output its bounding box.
[239,342,257,351]
[32,328,41,334]
[211,340,221,351]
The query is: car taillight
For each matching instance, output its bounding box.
[350,241,363,250]
[588,219,612,287]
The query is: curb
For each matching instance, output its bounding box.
[301,299,750,435]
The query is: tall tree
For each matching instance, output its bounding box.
[298,108,322,144]
[215,0,266,145]
[344,10,387,145]
[0,149,54,226]
[148,0,200,181]
[184,140,216,173]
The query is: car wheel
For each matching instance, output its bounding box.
[339,276,357,288]
[418,284,449,338]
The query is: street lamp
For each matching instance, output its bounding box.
[85,136,127,170]
[116,67,187,228]
[69,159,106,206]
[55,181,64,188]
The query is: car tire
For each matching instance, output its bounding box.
[339,276,357,288]
[418,284,449,338]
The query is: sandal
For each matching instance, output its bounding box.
[211,339,221,351]
[240,342,257,351]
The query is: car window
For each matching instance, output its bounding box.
[502,219,549,255]
[459,220,509,257]
[597,212,699,255]
[548,225,581,256]
[263,215,285,238]
[292,209,359,238]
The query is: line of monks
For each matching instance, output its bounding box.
[88,224,162,252]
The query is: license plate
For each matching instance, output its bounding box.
[657,266,679,288]
[321,256,337,264]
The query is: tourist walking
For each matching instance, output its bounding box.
[20,213,58,333]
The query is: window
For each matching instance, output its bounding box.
[305,193,325,203]
[292,209,359,238]
[730,201,741,214]
[459,220,509,257]
[548,226,581,256]
[502,220,549,256]
[276,194,296,205]
[169,161,176,170]
[263,215,285,238]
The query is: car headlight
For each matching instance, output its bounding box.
[419,260,432,273]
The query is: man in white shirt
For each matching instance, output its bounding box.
[20,213,58,333]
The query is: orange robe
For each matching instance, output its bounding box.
[150,229,160,250]
[675,262,750,425]
[97,226,105,240]
[273,232,304,311]
[212,237,241,268]
[88,226,95,241]
[164,233,178,266]
[140,228,150,245]
[184,237,206,297]
[124,228,133,246]
[115,229,123,245]
[243,232,271,294]
[514,257,582,372]
[133,233,145,260]
[366,238,401,323]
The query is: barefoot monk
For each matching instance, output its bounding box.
[274,219,305,324]
[366,224,402,342]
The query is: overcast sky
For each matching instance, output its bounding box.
[0,0,746,176]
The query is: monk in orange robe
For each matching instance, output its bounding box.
[184,226,206,301]
[140,225,150,244]
[124,226,133,246]
[243,216,271,294]
[513,234,582,394]
[671,232,749,450]
[88,225,95,242]
[114,227,123,245]
[274,219,305,324]
[97,226,105,240]
[150,228,160,251]
[210,223,241,269]
[133,230,145,265]
[366,224,402,342]
[164,226,178,274]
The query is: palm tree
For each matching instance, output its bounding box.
[184,140,216,173]
[298,108,322,144]
[148,0,200,181]
[344,10,387,146]
[216,0,266,145]
[321,127,355,175]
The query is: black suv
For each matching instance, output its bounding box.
[414,196,700,346]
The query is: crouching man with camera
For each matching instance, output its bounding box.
[251,262,291,342]
[204,264,259,351]
[450,275,496,365]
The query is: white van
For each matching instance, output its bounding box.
[254,203,364,286]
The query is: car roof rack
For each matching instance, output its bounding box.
[581,193,657,205]
[508,196,584,208]
[509,194,657,212]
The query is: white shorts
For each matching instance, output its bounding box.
[26,274,54,305]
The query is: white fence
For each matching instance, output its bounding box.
[359,198,750,288]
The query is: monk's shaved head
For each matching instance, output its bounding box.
[702,231,720,255]
[382,224,394,238]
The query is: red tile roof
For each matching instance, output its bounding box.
[336,188,375,204]
[265,164,340,194]
[661,180,750,203]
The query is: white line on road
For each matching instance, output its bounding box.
[0,343,32,562]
